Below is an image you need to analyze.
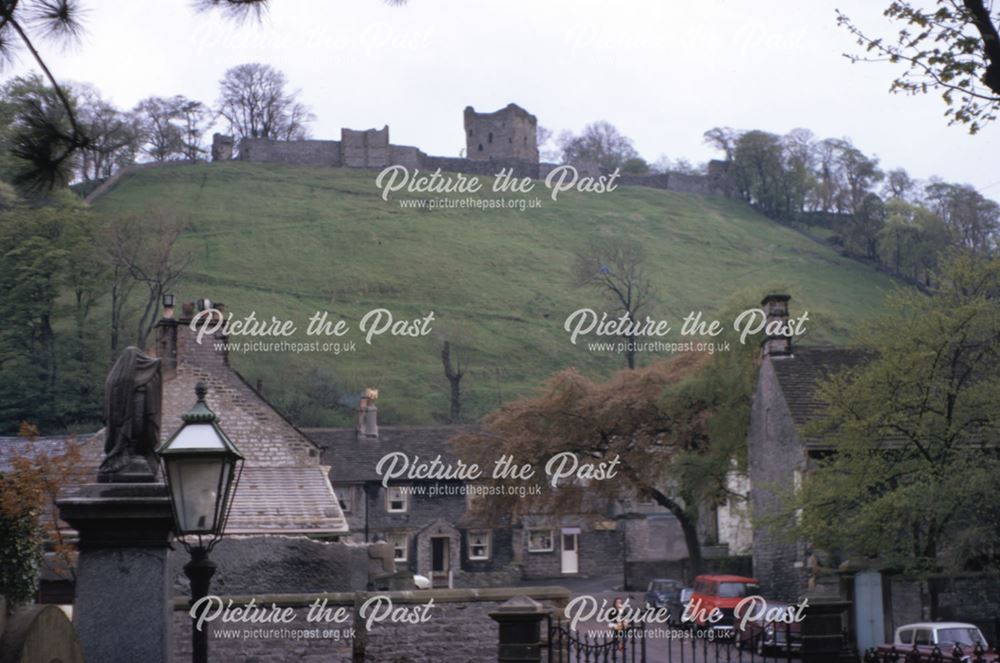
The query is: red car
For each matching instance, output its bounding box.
[687,574,761,633]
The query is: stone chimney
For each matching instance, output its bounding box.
[357,388,379,439]
[155,297,229,376]
[761,294,793,358]
[154,294,178,379]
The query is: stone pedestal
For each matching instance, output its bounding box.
[58,482,174,663]
[801,590,851,663]
[489,596,550,663]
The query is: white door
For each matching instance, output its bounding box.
[561,528,580,574]
[854,570,885,653]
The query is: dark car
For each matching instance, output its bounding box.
[736,601,802,654]
[644,578,685,622]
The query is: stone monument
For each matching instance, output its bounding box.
[58,347,174,663]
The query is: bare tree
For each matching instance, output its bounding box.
[101,216,139,353]
[76,86,142,181]
[134,97,184,162]
[176,98,211,161]
[441,340,466,423]
[217,63,314,143]
[134,95,211,162]
[574,238,653,369]
[106,207,191,352]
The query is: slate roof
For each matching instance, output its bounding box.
[769,345,866,446]
[2,316,350,537]
[0,435,87,473]
[156,319,349,535]
[305,426,467,483]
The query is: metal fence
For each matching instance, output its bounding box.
[546,620,802,663]
[864,643,994,663]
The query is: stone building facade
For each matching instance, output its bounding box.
[464,103,539,162]
[747,294,862,600]
[308,406,650,588]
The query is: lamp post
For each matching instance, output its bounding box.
[156,382,243,663]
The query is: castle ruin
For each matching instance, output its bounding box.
[464,103,538,163]
[215,103,732,196]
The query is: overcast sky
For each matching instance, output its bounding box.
[9,0,998,194]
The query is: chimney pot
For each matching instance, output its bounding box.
[760,293,793,358]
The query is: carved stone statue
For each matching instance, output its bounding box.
[98,347,162,483]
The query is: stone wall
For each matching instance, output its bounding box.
[170,586,571,663]
[239,138,344,167]
[167,537,378,597]
[884,575,1000,643]
[421,154,539,178]
[233,135,735,197]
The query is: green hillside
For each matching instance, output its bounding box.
[92,162,906,426]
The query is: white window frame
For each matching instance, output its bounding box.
[467,530,491,561]
[527,528,554,553]
[386,486,408,513]
[388,532,408,562]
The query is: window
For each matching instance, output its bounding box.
[468,531,490,560]
[937,628,986,647]
[386,486,408,513]
[388,533,408,562]
[335,487,351,512]
[898,630,914,645]
[527,529,554,552]
[914,630,931,646]
[718,582,760,598]
[488,132,493,143]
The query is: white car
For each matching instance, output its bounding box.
[892,622,991,651]
[877,622,997,663]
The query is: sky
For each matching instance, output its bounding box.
[7,0,998,194]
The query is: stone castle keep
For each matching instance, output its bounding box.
[211,102,731,195]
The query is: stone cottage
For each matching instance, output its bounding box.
[746,293,1000,648]
[307,394,743,590]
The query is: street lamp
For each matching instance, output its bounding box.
[156,382,243,663]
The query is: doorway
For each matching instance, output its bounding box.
[431,536,450,580]
[561,528,580,574]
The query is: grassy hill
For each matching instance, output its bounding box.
[92,161,907,426]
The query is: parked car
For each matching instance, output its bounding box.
[688,574,761,633]
[736,600,802,654]
[871,622,997,663]
[644,578,685,622]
